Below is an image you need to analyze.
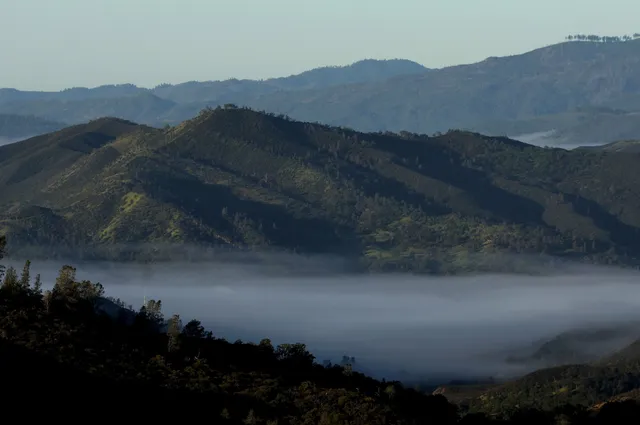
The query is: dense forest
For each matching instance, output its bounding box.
[3,236,640,423]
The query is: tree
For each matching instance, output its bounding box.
[55,265,76,288]
[50,265,105,314]
[385,384,397,400]
[19,260,31,289]
[259,338,274,353]
[167,314,182,352]
[146,299,163,321]
[182,319,206,339]
[33,274,42,294]
[2,266,18,289]
[275,343,315,367]
[137,299,164,333]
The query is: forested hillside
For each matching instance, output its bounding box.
[2,108,640,272]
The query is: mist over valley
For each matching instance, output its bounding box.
[8,256,640,387]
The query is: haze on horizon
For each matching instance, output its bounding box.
[2,0,640,91]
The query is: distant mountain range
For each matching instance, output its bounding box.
[3,108,640,272]
[0,58,428,136]
[3,40,640,147]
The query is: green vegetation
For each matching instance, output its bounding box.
[3,235,640,423]
[467,357,640,418]
[3,109,640,273]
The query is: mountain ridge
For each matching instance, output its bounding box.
[0,59,427,101]
[3,108,640,272]
[3,40,640,142]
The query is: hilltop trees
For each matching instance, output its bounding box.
[565,33,640,42]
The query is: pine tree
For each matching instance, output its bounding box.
[19,260,31,289]
[33,274,42,294]
[2,266,18,289]
[167,314,182,352]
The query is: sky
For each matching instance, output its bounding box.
[2,0,639,91]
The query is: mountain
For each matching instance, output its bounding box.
[0,84,144,103]
[241,40,640,134]
[3,108,640,272]
[0,92,178,126]
[0,114,66,144]
[0,59,428,127]
[152,59,429,104]
[3,40,640,137]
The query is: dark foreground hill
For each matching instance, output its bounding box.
[3,107,640,272]
[2,243,640,424]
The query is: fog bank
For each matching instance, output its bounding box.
[9,258,640,383]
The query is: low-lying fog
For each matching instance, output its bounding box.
[8,257,640,384]
[510,130,598,150]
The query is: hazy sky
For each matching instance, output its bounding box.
[2,0,639,90]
